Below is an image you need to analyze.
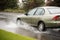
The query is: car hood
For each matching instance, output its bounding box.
[17,14,26,17]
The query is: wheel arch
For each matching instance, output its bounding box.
[38,20,45,26]
[37,20,46,31]
[17,18,21,20]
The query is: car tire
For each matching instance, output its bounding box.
[17,18,23,25]
[38,22,46,31]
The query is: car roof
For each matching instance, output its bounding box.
[38,6,60,9]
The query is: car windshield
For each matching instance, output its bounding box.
[47,8,60,14]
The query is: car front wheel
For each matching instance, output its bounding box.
[16,19,23,25]
[38,22,46,31]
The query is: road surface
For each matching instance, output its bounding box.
[0,12,60,40]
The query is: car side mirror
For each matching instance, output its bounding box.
[25,13,28,15]
[25,11,29,16]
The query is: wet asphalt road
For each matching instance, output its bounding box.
[0,12,60,40]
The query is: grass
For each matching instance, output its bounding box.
[4,9,25,13]
[0,29,36,40]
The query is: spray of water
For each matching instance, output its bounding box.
[0,20,39,33]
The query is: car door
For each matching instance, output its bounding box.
[21,8,37,24]
[30,8,45,26]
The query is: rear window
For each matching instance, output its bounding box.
[47,8,60,14]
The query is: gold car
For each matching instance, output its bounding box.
[17,6,60,31]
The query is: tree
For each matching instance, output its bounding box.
[5,0,18,9]
[0,0,7,10]
[0,0,18,10]
[46,0,60,7]
[54,0,60,7]
[23,0,44,11]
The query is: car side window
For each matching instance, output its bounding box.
[35,8,45,15]
[27,8,37,16]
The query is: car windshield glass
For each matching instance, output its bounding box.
[27,8,37,16]
[47,8,60,14]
